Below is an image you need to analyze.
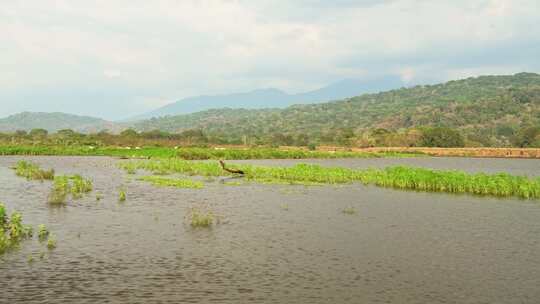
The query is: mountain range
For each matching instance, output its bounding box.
[129,76,404,120]
[0,112,122,134]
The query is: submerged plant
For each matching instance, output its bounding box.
[46,234,57,250]
[118,189,127,202]
[138,176,204,189]
[342,207,357,215]
[37,224,49,241]
[14,160,54,181]
[0,203,33,255]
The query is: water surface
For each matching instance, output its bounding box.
[1,156,539,303]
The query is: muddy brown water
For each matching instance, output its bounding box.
[1,156,540,304]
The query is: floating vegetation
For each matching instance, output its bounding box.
[14,160,54,181]
[48,175,93,204]
[121,159,540,199]
[342,207,357,215]
[0,203,33,255]
[186,206,215,228]
[138,176,204,189]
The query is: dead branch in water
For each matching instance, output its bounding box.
[219,160,244,175]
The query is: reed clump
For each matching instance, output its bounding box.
[138,176,204,189]
[14,160,54,181]
[121,159,540,199]
[48,175,93,204]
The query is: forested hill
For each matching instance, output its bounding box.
[133,73,540,147]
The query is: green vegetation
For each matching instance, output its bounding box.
[187,207,215,228]
[118,189,127,202]
[14,160,54,180]
[0,203,33,255]
[70,175,93,199]
[1,73,539,148]
[175,147,419,160]
[121,159,540,199]
[132,73,540,148]
[37,224,49,241]
[0,145,420,159]
[46,234,57,250]
[342,207,357,215]
[48,175,93,204]
[138,176,204,189]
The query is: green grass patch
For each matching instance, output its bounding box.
[14,160,54,181]
[0,145,420,159]
[138,176,204,189]
[121,159,540,199]
[175,147,420,160]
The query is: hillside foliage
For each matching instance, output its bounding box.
[132,73,540,147]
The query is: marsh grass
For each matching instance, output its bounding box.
[0,146,421,159]
[175,147,420,160]
[138,176,204,189]
[48,175,93,204]
[0,203,33,255]
[14,161,54,181]
[121,159,540,199]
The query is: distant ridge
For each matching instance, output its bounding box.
[129,76,404,120]
[0,112,122,133]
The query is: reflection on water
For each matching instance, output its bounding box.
[1,156,540,303]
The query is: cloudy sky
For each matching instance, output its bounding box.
[1,0,539,120]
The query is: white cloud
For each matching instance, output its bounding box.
[0,0,539,119]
